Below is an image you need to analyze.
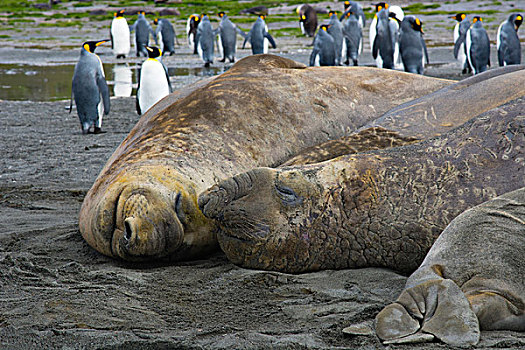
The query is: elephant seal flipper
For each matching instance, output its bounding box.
[376,186,525,346]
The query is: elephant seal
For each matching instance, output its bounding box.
[198,96,525,274]
[375,186,525,346]
[283,65,525,166]
[79,54,451,262]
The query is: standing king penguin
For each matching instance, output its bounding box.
[342,10,362,66]
[466,16,491,74]
[130,11,156,57]
[497,13,523,66]
[70,40,110,134]
[136,46,172,115]
[372,7,395,69]
[451,13,471,74]
[309,24,336,66]
[195,14,215,67]
[327,11,345,65]
[154,18,176,56]
[217,11,245,63]
[110,10,130,58]
[388,5,405,70]
[369,2,388,64]
[242,15,276,55]
[297,4,317,37]
[399,16,429,74]
[187,14,201,54]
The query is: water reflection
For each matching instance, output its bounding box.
[0,63,229,101]
[112,64,132,97]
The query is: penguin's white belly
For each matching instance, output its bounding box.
[300,21,305,35]
[111,18,130,56]
[197,41,204,59]
[218,34,223,57]
[138,60,170,113]
[263,37,269,54]
[466,29,475,73]
[369,17,377,53]
[158,31,164,52]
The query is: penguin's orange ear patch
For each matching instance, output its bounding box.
[83,43,90,52]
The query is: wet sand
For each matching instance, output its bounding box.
[1,1,525,349]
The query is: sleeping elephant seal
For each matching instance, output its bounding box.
[283,65,525,166]
[375,186,525,346]
[198,96,525,274]
[79,54,452,262]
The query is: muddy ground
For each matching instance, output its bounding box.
[1,1,525,349]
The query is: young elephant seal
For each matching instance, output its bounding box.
[199,97,525,274]
[375,186,525,346]
[79,54,451,262]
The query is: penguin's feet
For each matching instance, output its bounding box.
[219,57,226,62]
[204,62,211,68]
[116,54,126,59]
[375,279,480,347]
[93,127,106,134]
[344,59,349,65]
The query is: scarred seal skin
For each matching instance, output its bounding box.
[375,186,525,346]
[199,96,525,273]
[283,65,525,166]
[79,54,452,262]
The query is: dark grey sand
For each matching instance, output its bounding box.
[1,1,525,348]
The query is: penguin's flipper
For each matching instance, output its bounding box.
[422,36,430,64]
[453,35,465,59]
[498,44,506,66]
[242,33,250,49]
[339,10,349,22]
[136,68,142,115]
[110,29,114,49]
[163,62,173,93]
[129,22,136,33]
[372,37,379,59]
[236,27,247,38]
[309,48,319,66]
[265,32,277,49]
[96,73,110,115]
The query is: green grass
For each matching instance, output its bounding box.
[403,3,441,13]
[0,34,11,38]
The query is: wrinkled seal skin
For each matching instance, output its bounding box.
[199,96,525,274]
[79,54,452,262]
[283,65,525,166]
[376,186,525,346]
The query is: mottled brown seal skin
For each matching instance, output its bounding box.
[199,96,525,273]
[283,65,525,166]
[79,54,452,262]
[375,186,525,346]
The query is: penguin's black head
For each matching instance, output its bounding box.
[344,1,351,9]
[472,16,483,23]
[329,10,337,17]
[190,14,200,23]
[154,18,159,25]
[218,11,225,18]
[320,24,330,31]
[114,10,125,18]
[259,14,266,20]
[389,11,401,23]
[407,16,423,33]
[513,14,523,30]
[373,2,388,12]
[345,11,354,18]
[450,13,466,22]
[83,39,109,54]
[146,46,162,58]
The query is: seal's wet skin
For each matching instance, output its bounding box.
[199,96,525,274]
[79,54,453,262]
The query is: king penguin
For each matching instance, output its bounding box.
[369,2,388,62]
[154,18,176,56]
[136,46,172,115]
[70,40,110,134]
[242,15,276,55]
[497,13,523,66]
[195,14,215,67]
[340,1,366,28]
[297,4,317,37]
[327,11,345,65]
[217,11,245,63]
[309,24,336,66]
[130,11,156,57]
[187,14,201,54]
[372,7,395,69]
[342,10,362,66]
[110,10,130,59]
[399,16,429,74]
[466,16,491,74]
[388,5,405,70]
[451,13,471,73]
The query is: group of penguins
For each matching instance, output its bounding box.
[68,2,523,135]
[305,1,523,75]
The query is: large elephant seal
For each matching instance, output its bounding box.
[198,96,525,274]
[79,54,452,262]
[375,186,525,346]
[283,65,525,166]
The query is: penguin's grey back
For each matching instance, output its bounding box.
[497,15,521,66]
[343,14,362,63]
[373,9,394,68]
[399,17,425,74]
[197,17,215,63]
[327,15,344,65]
[135,16,152,55]
[219,16,237,60]
[249,18,267,54]
[157,19,175,54]
[310,29,336,66]
[467,21,490,74]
